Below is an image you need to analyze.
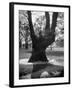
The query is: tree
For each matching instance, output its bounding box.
[27,11,58,62]
[19,10,31,49]
[24,25,29,49]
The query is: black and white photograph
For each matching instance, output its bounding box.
[19,10,64,79]
[9,2,70,87]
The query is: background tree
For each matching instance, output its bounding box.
[55,12,64,47]
[19,10,31,49]
[27,11,58,62]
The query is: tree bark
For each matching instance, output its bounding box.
[27,11,58,62]
[45,12,50,33]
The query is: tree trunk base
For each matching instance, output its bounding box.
[28,50,48,62]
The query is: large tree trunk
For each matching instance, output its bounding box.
[29,50,48,62]
[27,11,58,62]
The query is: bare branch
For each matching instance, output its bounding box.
[45,12,50,32]
[27,11,36,40]
[51,12,58,33]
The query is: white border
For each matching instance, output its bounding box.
[14,4,69,86]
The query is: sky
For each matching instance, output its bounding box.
[32,11,45,23]
[32,11,53,28]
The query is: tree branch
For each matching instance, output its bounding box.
[45,12,50,32]
[51,12,58,33]
[27,11,36,40]
[27,11,38,49]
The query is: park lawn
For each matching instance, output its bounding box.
[19,62,64,79]
[19,47,64,79]
[19,47,64,59]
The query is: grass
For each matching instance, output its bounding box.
[19,62,64,79]
[19,47,64,59]
[19,47,64,79]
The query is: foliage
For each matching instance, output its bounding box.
[19,11,64,48]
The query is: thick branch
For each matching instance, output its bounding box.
[45,12,50,32]
[27,11,36,40]
[44,12,58,48]
[27,11,38,49]
[51,12,58,33]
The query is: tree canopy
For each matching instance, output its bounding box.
[19,11,64,49]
